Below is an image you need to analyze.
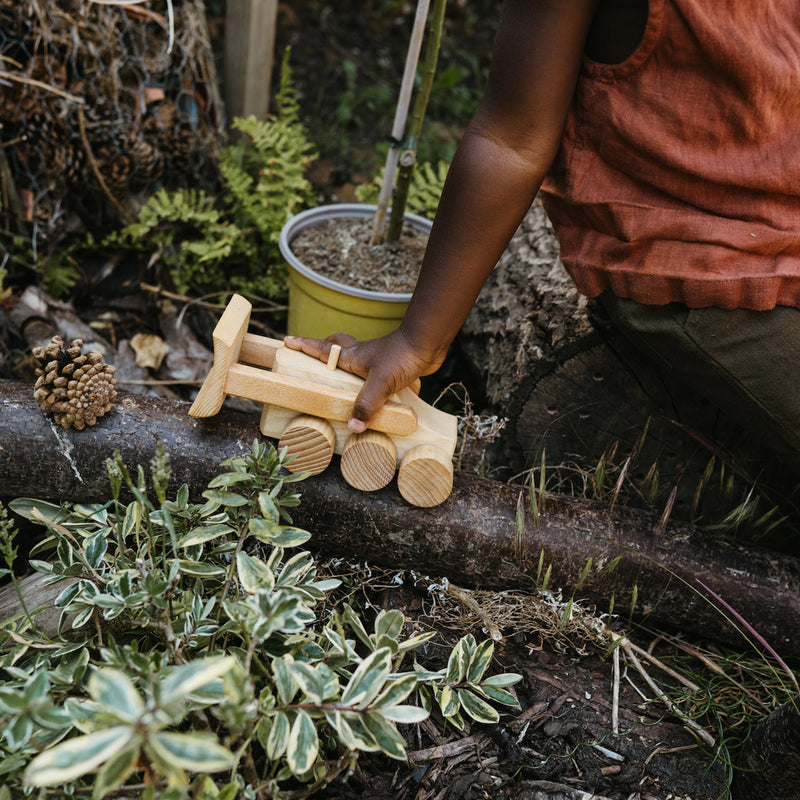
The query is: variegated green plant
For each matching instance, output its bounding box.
[0,441,520,798]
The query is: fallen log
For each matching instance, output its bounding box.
[2,377,800,661]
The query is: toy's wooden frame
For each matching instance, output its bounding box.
[190,294,457,507]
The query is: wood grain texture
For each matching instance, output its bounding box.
[278,415,336,475]
[397,445,454,507]
[262,345,457,462]
[189,293,252,417]
[340,430,397,491]
[230,363,417,436]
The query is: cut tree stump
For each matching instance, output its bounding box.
[732,695,800,800]
[459,199,790,526]
[3,378,800,662]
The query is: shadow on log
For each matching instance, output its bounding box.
[2,378,800,660]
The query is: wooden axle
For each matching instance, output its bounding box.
[190,294,458,507]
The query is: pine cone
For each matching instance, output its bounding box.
[32,336,118,430]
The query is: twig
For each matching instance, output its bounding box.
[408,733,485,762]
[0,70,84,104]
[622,641,716,748]
[606,628,701,693]
[612,641,620,734]
[445,584,503,642]
[77,106,133,224]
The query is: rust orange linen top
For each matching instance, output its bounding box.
[540,0,800,310]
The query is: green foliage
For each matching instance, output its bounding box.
[1,441,520,797]
[107,52,316,300]
[0,262,12,304]
[334,60,394,129]
[357,159,450,219]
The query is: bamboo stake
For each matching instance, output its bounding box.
[386,0,446,243]
[371,0,431,245]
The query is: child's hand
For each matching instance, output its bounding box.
[283,329,445,432]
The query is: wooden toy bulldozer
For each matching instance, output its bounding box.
[189,294,457,507]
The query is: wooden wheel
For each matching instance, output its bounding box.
[397,445,453,507]
[278,415,336,475]
[340,430,397,492]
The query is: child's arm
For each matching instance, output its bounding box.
[286,0,599,432]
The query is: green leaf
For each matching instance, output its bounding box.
[8,498,64,524]
[474,684,518,706]
[207,472,254,488]
[480,673,523,688]
[88,669,144,721]
[249,518,310,547]
[379,704,429,724]
[445,641,466,684]
[374,609,404,640]
[92,745,139,800]
[339,712,380,751]
[396,630,437,654]
[25,726,134,786]
[273,658,298,706]
[0,688,26,713]
[194,776,220,800]
[373,674,417,708]
[236,551,275,594]
[121,502,141,538]
[176,484,189,510]
[202,490,249,507]
[275,551,314,587]
[290,661,333,705]
[179,523,236,548]
[438,685,460,718]
[458,689,499,724]
[84,535,108,570]
[466,639,494,683]
[362,712,407,760]
[341,647,392,707]
[149,731,235,773]
[160,657,236,707]
[343,604,373,650]
[174,559,227,578]
[287,710,318,776]
[266,711,290,760]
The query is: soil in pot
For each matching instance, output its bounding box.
[290,217,428,294]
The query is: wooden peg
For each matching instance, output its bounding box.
[397,445,454,508]
[326,344,341,371]
[340,430,396,492]
[278,415,336,475]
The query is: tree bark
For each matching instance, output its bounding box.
[3,378,800,660]
[732,696,800,799]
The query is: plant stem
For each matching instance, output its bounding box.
[386,0,446,244]
[371,0,431,245]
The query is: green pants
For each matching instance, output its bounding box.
[599,292,800,463]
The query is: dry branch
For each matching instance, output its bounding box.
[2,378,800,660]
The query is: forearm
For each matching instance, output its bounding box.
[400,0,598,358]
[400,127,550,356]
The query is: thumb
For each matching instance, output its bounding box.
[348,371,394,433]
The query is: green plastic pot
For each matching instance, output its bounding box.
[279,204,432,340]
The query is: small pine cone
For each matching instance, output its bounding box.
[32,336,118,430]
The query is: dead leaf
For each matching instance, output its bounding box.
[130,332,169,370]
